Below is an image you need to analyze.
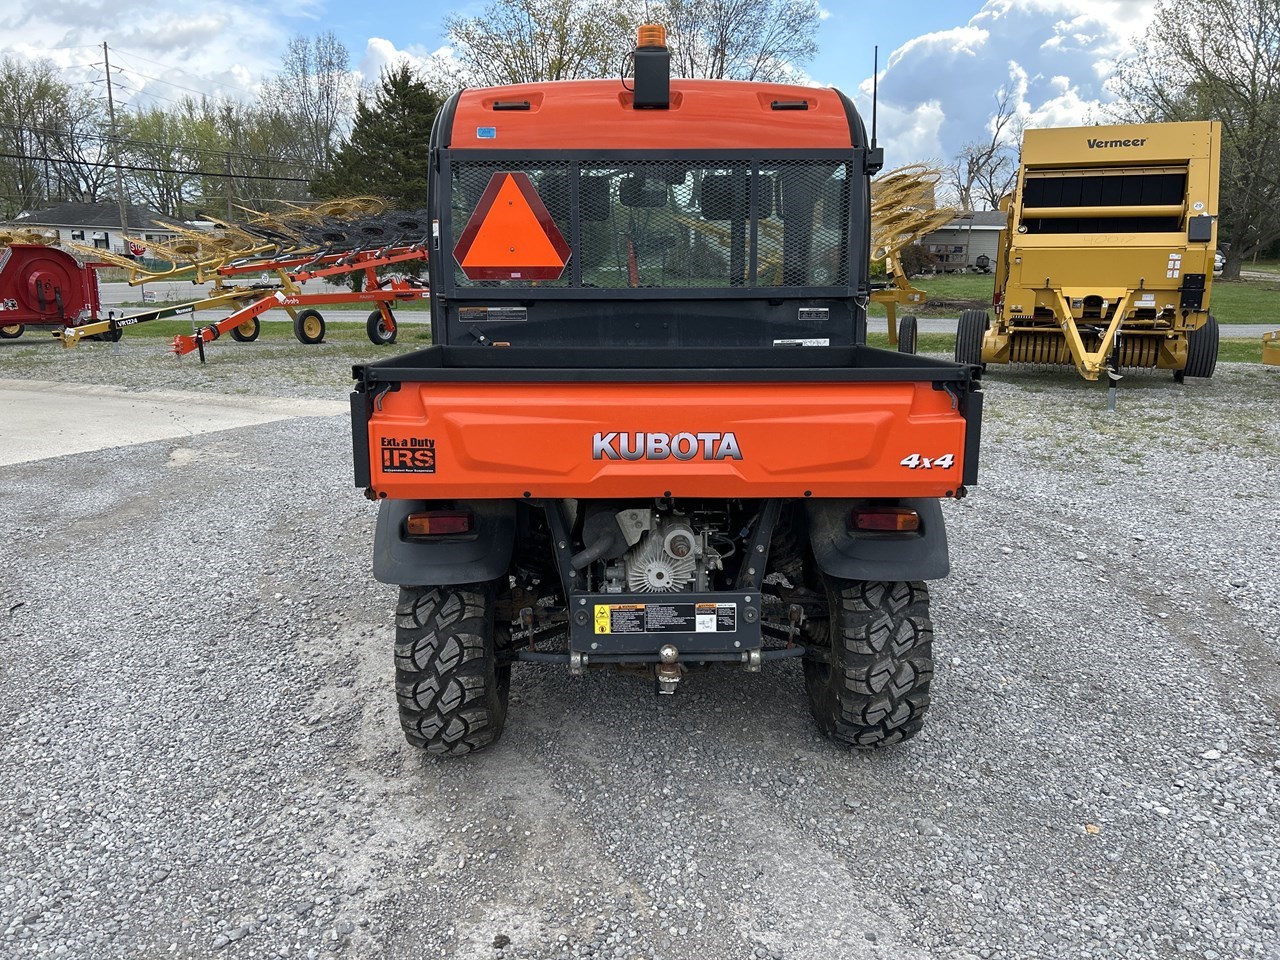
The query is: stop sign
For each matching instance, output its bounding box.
[128,240,146,257]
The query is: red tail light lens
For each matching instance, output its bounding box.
[406,511,473,537]
[850,508,920,532]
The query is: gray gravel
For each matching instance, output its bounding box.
[1,338,1278,960]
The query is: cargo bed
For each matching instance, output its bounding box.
[352,345,982,501]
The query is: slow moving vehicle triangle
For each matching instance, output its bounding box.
[454,172,570,280]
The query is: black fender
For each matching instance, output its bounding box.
[373,499,516,586]
[805,498,949,582]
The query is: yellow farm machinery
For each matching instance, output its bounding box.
[870,165,953,353]
[1264,329,1280,366]
[959,120,1222,382]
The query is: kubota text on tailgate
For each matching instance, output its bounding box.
[592,431,743,461]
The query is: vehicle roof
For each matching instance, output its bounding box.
[447,79,859,151]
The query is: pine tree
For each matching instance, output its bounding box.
[313,64,446,208]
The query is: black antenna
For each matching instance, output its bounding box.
[871,45,879,148]
[865,46,884,175]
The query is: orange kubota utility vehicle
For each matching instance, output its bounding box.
[350,26,984,755]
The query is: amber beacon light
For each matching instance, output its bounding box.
[633,24,670,109]
[637,24,667,48]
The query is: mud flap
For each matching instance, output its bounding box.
[373,499,516,585]
[805,498,949,582]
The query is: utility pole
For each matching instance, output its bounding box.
[225,152,233,220]
[103,42,130,255]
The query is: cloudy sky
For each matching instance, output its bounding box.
[0,0,1158,164]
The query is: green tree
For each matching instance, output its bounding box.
[312,64,445,208]
[1109,0,1280,278]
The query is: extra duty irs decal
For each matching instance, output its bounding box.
[593,431,742,461]
[381,437,436,473]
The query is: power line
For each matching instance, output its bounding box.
[107,47,261,105]
[108,63,246,110]
[0,152,312,184]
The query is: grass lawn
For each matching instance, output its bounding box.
[869,271,1280,325]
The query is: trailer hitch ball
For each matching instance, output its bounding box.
[659,643,679,663]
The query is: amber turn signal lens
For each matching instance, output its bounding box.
[850,508,920,532]
[406,511,473,537]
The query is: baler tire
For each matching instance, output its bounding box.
[394,582,510,756]
[293,309,325,345]
[367,310,397,345]
[802,578,933,750]
[230,318,260,343]
[898,315,918,355]
[1180,314,1219,380]
[0,324,22,339]
[955,309,987,368]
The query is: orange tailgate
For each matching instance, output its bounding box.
[366,381,968,500]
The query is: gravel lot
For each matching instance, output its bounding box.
[1,337,1278,960]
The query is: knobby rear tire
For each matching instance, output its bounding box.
[394,582,510,756]
[803,578,934,749]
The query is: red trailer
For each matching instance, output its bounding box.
[0,245,108,340]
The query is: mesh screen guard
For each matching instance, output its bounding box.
[444,156,854,292]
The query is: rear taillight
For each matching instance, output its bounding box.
[405,511,473,537]
[849,507,920,532]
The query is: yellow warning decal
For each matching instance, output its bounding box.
[595,603,647,634]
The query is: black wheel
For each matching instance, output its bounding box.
[0,324,25,339]
[293,308,325,345]
[897,314,918,355]
[1179,314,1219,380]
[802,577,934,749]
[229,317,260,343]
[367,310,397,345]
[394,582,511,756]
[955,308,987,368]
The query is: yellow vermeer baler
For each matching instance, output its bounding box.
[959,121,1221,382]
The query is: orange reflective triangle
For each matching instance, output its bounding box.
[454,172,570,280]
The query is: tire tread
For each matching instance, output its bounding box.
[394,583,509,756]
[804,578,934,749]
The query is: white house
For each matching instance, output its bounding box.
[17,202,184,258]
[920,210,1007,272]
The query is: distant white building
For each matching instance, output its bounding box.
[920,210,1007,272]
[17,202,185,258]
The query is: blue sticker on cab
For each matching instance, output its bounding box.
[477,127,497,139]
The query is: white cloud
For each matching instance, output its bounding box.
[850,0,1158,165]
[358,37,465,89]
[0,0,341,109]
[883,100,948,163]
